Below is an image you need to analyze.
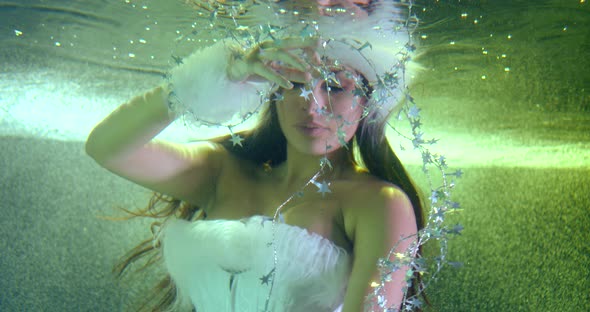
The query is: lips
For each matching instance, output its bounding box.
[295,122,329,136]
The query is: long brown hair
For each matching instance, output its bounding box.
[114,95,427,310]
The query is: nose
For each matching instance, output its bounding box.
[300,80,330,115]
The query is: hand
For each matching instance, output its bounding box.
[226,37,317,89]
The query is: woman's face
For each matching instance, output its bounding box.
[276,69,366,155]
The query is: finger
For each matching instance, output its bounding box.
[278,68,308,85]
[303,47,321,66]
[261,49,308,72]
[251,62,293,89]
[259,36,318,50]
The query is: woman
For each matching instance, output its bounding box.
[86,1,425,311]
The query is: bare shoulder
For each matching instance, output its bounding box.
[338,173,411,210]
[337,175,415,243]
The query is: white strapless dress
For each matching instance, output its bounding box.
[161,215,352,312]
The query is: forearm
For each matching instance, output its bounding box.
[85,39,271,164]
[85,85,175,163]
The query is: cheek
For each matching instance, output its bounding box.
[276,104,290,133]
[278,91,299,115]
[332,97,363,125]
[329,100,363,142]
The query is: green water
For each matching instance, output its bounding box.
[411,2,590,309]
[395,0,590,169]
[0,0,588,311]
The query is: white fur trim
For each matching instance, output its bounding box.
[168,40,272,126]
[317,0,410,83]
[315,0,414,122]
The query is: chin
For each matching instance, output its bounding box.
[295,144,328,156]
[293,139,346,156]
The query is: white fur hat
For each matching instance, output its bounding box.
[269,0,415,125]
[316,0,412,84]
[168,0,415,129]
[312,0,415,129]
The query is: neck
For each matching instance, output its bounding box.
[273,143,353,190]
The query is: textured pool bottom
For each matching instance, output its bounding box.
[0,137,588,311]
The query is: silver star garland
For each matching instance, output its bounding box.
[163,1,463,311]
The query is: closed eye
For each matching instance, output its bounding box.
[292,82,306,89]
[321,82,344,93]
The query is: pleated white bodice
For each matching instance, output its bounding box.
[161,215,352,312]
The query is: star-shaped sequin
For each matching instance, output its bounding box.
[299,87,312,100]
[408,105,421,119]
[171,55,183,65]
[312,180,331,197]
[230,134,244,147]
[405,297,423,309]
[451,169,464,178]
[273,92,284,102]
[260,268,275,285]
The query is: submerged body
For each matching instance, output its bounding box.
[88,80,417,311]
[86,1,422,310]
[159,145,415,311]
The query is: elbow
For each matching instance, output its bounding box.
[84,137,100,163]
[85,139,117,170]
[85,140,97,160]
[84,130,106,164]
[84,131,96,157]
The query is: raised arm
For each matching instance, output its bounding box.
[85,85,225,207]
[85,38,313,206]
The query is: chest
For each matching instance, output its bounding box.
[206,163,353,253]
